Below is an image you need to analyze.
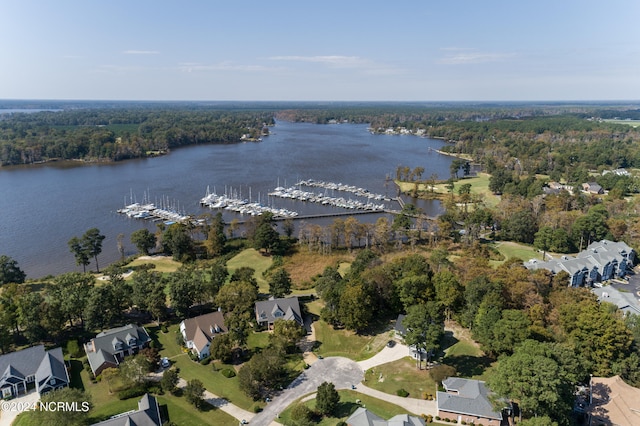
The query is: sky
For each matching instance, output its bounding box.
[1,0,639,102]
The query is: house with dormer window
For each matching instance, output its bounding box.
[0,345,69,398]
[179,310,228,360]
[84,324,151,376]
[255,297,303,329]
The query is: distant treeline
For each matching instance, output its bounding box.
[0,108,274,166]
[3,103,640,177]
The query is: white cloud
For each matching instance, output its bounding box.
[438,48,514,65]
[178,61,279,73]
[123,50,160,55]
[268,55,369,68]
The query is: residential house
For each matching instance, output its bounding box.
[91,393,162,426]
[587,375,640,426]
[346,407,425,426]
[84,324,151,376]
[581,182,604,194]
[437,377,508,425]
[593,286,640,316]
[524,239,635,287]
[180,310,228,360]
[255,297,303,329]
[394,314,430,361]
[0,345,69,398]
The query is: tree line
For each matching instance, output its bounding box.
[0,108,274,165]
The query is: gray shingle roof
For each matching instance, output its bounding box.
[437,378,503,420]
[91,393,161,426]
[346,407,425,426]
[36,347,69,391]
[0,345,69,395]
[85,324,151,375]
[255,297,303,326]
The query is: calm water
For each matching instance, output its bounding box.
[0,121,452,278]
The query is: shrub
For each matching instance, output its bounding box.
[396,388,409,397]
[337,422,348,426]
[425,414,433,423]
[220,368,236,378]
[200,356,211,365]
[161,324,169,333]
[118,384,148,400]
[252,404,263,413]
[435,416,440,421]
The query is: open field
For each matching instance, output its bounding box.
[603,119,640,128]
[128,255,182,273]
[396,173,501,208]
[226,248,273,291]
[283,250,352,288]
[492,241,542,262]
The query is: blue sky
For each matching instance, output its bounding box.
[1,0,639,101]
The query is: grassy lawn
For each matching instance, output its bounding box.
[441,322,495,379]
[226,248,273,291]
[156,394,238,426]
[363,357,438,399]
[491,241,542,262]
[314,320,391,361]
[277,389,417,426]
[152,324,259,410]
[127,255,183,273]
[397,173,500,208]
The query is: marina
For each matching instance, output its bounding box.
[199,187,299,218]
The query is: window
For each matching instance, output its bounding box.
[50,378,56,385]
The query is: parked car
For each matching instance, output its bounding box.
[387,340,395,348]
[161,357,171,368]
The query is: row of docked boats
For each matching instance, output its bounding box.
[268,186,385,211]
[295,179,391,202]
[117,203,190,225]
[200,190,299,218]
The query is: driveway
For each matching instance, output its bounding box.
[249,357,364,426]
[0,390,40,426]
[357,342,410,371]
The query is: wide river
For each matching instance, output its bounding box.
[0,121,452,279]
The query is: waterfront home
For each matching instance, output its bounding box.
[179,310,228,360]
[84,324,151,376]
[255,297,303,329]
[581,182,604,194]
[0,345,69,398]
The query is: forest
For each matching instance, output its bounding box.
[0,107,275,165]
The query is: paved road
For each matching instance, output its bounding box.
[249,357,364,426]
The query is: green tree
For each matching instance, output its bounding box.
[204,212,226,257]
[209,333,234,363]
[338,282,373,332]
[403,302,444,369]
[101,367,119,393]
[433,270,463,321]
[316,381,340,416]
[119,354,151,386]
[130,228,157,255]
[270,319,306,353]
[68,236,90,273]
[489,309,531,356]
[488,340,575,422]
[51,272,94,327]
[253,212,280,254]
[161,368,179,394]
[290,403,315,426]
[0,255,26,285]
[238,347,288,400]
[184,378,205,409]
[82,228,106,273]
[268,268,293,298]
